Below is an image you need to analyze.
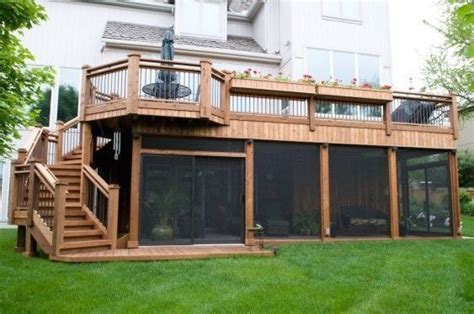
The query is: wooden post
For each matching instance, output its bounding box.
[199,60,212,119]
[385,102,392,136]
[245,140,255,246]
[450,93,459,140]
[388,147,400,239]
[309,97,316,131]
[80,122,92,205]
[79,65,91,121]
[8,149,27,224]
[320,144,330,240]
[127,53,141,114]
[107,185,120,249]
[52,182,67,256]
[16,226,26,252]
[128,133,141,248]
[449,151,461,237]
[23,229,37,257]
[55,120,64,163]
[26,161,40,227]
[222,74,231,125]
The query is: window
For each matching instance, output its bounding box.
[306,49,331,82]
[306,48,381,86]
[322,0,361,21]
[358,54,380,86]
[333,51,355,84]
[175,0,226,40]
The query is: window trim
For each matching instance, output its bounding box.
[321,0,362,24]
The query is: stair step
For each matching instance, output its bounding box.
[65,210,86,217]
[64,230,104,238]
[49,164,82,170]
[64,220,95,227]
[56,159,82,165]
[60,239,111,250]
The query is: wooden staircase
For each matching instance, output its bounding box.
[48,147,112,254]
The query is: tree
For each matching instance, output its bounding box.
[422,0,474,117]
[0,1,54,158]
[458,150,474,187]
[31,85,78,126]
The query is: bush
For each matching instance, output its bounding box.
[460,189,474,216]
[458,151,474,187]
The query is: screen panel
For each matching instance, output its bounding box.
[398,149,452,236]
[254,142,321,238]
[329,146,390,237]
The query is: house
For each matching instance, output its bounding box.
[5,0,460,262]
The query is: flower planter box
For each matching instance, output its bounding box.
[230,78,315,97]
[315,85,393,103]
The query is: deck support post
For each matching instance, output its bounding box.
[108,185,120,249]
[80,122,92,205]
[128,132,141,248]
[245,140,255,246]
[16,226,26,252]
[320,143,330,241]
[23,229,37,257]
[388,147,400,239]
[127,53,141,114]
[199,60,212,119]
[52,182,67,256]
[449,151,461,238]
[79,65,91,121]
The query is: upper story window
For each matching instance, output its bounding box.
[306,48,380,86]
[322,0,361,22]
[175,0,227,40]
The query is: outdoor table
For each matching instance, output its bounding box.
[142,79,192,100]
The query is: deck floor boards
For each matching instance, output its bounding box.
[51,245,273,262]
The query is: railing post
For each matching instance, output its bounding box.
[107,185,120,250]
[199,60,212,119]
[388,147,400,239]
[222,74,231,125]
[449,93,459,139]
[80,65,91,121]
[55,120,64,162]
[80,122,92,205]
[309,97,316,131]
[52,181,67,256]
[127,53,141,114]
[385,101,392,136]
[26,161,40,227]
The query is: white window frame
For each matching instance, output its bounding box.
[304,47,381,86]
[321,0,362,24]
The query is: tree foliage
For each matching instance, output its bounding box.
[458,150,474,187]
[422,0,474,117]
[0,1,55,158]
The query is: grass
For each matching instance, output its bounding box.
[462,215,474,237]
[0,229,473,313]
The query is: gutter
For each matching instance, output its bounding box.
[103,38,282,65]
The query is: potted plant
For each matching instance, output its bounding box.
[145,187,187,241]
[292,212,320,236]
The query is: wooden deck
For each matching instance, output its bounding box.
[50,245,274,262]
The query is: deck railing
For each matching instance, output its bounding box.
[80,55,457,135]
[55,118,82,162]
[82,165,119,249]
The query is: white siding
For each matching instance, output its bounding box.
[458,118,474,152]
[228,19,253,37]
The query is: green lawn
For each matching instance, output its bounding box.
[463,215,474,237]
[0,229,473,313]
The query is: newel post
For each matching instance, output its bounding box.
[127,53,141,114]
[199,60,212,119]
[55,120,64,163]
[107,185,120,250]
[52,181,67,256]
[80,65,91,121]
[26,160,41,227]
[7,149,26,225]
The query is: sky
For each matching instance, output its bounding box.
[388,0,444,90]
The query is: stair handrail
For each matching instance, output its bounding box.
[55,117,81,162]
[25,127,49,164]
[82,165,120,249]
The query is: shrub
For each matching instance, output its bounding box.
[460,189,474,216]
